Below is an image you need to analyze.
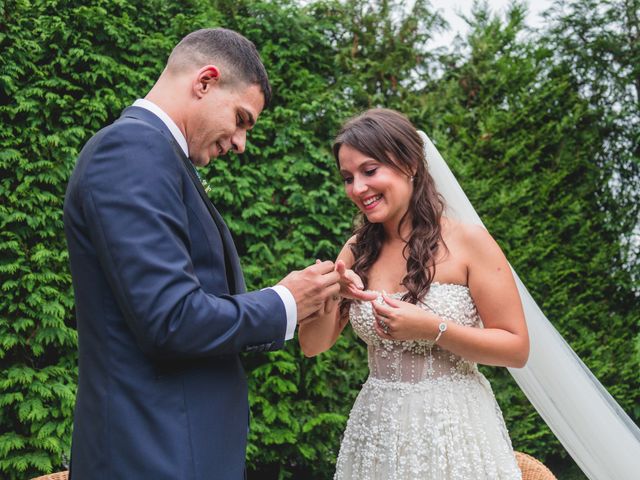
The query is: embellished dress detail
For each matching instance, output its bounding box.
[334,283,521,480]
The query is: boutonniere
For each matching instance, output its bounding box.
[193,167,212,194]
[200,176,212,194]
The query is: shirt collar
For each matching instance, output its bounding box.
[132,98,189,157]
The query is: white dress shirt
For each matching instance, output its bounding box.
[132,99,297,340]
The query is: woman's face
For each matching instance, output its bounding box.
[338,144,414,229]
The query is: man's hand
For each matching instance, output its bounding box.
[278,260,341,321]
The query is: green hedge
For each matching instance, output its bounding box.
[0,0,216,476]
[1,0,637,479]
[413,5,639,475]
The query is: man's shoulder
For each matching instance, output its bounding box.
[73,112,183,188]
[94,110,173,147]
[82,110,177,158]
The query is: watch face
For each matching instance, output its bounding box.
[439,322,447,332]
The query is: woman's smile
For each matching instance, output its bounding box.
[362,194,383,210]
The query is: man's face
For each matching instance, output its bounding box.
[188,82,264,166]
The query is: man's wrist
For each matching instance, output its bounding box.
[268,285,297,340]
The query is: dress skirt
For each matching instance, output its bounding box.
[334,373,522,480]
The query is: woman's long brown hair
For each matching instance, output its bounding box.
[333,109,446,305]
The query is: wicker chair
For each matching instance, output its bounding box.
[29,471,68,480]
[515,451,557,480]
[28,454,553,480]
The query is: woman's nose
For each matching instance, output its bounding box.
[352,175,367,195]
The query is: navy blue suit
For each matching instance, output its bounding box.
[63,106,287,479]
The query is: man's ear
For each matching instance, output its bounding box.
[194,65,221,97]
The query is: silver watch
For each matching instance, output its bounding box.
[434,321,447,343]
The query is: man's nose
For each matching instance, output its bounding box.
[231,130,247,154]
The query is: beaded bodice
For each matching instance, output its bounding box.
[350,283,482,383]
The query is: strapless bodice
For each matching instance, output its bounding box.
[349,283,483,383]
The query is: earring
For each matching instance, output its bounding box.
[410,176,415,182]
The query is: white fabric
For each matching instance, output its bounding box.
[336,288,521,479]
[269,285,298,340]
[133,99,189,156]
[419,130,640,480]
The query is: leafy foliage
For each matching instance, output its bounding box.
[413,3,639,476]
[1,0,637,479]
[545,0,640,285]
[0,0,215,477]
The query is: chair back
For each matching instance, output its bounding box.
[516,451,558,480]
[29,471,68,480]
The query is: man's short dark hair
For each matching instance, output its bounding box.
[168,28,272,107]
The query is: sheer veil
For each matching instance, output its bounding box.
[418,131,640,479]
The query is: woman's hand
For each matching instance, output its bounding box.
[372,294,440,341]
[302,259,375,326]
[335,260,377,302]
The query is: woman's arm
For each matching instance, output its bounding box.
[299,237,375,357]
[450,224,529,367]
[372,224,529,368]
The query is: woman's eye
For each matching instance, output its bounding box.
[343,177,353,185]
[365,168,377,176]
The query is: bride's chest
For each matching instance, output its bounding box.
[366,249,409,293]
[349,284,481,348]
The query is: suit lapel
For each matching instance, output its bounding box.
[173,145,247,295]
[119,107,247,295]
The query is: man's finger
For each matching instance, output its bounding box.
[308,260,336,274]
[326,283,341,298]
[323,294,339,314]
[319,270,341,287]
[298,315,314,326]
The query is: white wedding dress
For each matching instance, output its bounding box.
[334,285,522,480]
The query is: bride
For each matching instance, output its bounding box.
[298,108,529,479]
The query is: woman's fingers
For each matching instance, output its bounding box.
[349,286,377,301]
[373,313,393,339]
[344,270,364,289]
[380,294,401,307]
[371,300,395,318]
[336,261,365,290]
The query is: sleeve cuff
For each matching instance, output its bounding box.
[267,285,297,340]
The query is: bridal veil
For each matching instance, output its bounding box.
[419,130,640,480]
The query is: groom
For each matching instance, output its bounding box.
[63,28,340,479]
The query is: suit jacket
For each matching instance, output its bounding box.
[63,106,287,479]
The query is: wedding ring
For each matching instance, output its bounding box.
[378,316,389,334]
[332,294,340,301]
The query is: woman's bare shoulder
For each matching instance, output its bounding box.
[442,217,492,245]
[440,217,501,264]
